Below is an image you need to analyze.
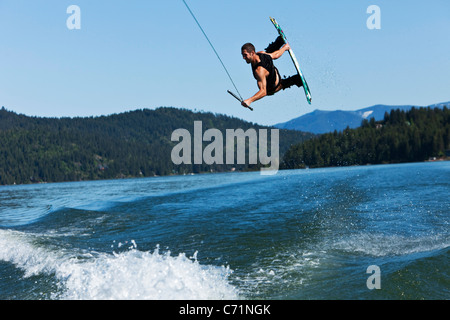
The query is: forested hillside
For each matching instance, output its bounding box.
[281,106,450,169]
[0,107,313,185]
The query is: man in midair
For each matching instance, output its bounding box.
[241,36,302,108]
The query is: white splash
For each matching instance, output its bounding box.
[0,230,239,300]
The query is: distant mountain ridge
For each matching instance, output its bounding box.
[275,102,450,134]
[280,106,450,170]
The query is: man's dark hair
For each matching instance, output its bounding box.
[241,43,255,53]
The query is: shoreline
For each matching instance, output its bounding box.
[1,158,448,187]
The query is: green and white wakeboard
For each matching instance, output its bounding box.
[270,17,312,105]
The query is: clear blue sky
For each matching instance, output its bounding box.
[1,0,449,126]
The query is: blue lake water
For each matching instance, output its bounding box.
[0,162,449,300]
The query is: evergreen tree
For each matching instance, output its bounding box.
[0,107,313,185]
[281,106,450,170]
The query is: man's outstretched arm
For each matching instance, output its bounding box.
[242,67,268,108]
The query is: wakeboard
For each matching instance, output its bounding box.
[270,17,312,105]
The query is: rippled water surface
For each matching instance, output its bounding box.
[1,162,448,299]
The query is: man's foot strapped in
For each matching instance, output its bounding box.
[281,74,303,90]
[265,36,285,54]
